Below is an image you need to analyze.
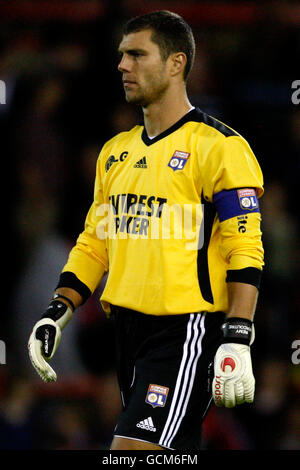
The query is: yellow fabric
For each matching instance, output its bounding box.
[62,109,264,315]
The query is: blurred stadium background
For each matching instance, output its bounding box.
[0,0,299,450]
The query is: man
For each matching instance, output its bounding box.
[28,11,264,450]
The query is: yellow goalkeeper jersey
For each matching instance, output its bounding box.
[61,107,264,315]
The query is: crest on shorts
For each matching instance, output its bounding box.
[237,188,258,211]
[168,150,190,171]
[145,384,169,408]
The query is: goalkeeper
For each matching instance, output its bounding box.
[28,10,264,450]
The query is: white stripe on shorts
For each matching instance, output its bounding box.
[158,312,205,449]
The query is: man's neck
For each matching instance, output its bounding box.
[142,87,193,138]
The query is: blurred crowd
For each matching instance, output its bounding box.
[0,0,299,450]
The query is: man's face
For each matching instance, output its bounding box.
[118,29,170,107]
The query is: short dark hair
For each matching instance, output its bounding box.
[123,10,195,81]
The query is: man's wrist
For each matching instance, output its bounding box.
[52,293,75,311]
[41,300,73,330]
[221,317,253,346]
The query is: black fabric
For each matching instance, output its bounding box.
[111,306,225,450]
[55,271,91,304]
[35,324,57,358]
[221,317,253,346]
[197,195,216,304]
[141,107,238,146]
[41,300,68,322]
[226,267,262,289]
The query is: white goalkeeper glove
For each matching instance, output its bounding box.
[212,317,255,408]
[28,297,73,382]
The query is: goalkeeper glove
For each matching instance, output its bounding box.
[212,317,255,408]
[28,298,73,382]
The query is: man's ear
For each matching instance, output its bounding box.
[169,52,187,78]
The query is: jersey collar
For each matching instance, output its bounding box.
[141,107,199,146]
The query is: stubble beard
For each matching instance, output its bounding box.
[124,68,169,108]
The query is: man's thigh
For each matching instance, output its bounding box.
[110,436,164,450]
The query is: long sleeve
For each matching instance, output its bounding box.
[201,135,264,288]
[60,151,109,297]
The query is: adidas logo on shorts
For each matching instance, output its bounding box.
[136,417,156,432]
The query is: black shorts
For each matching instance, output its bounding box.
[111,307,225,450]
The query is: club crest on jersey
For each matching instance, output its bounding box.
[168,150,190,171]
[237,188,258,210]
[146,384,169,408]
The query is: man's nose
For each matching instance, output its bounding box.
[118,54,131,73]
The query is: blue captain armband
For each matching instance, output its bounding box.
[213,188,260,222]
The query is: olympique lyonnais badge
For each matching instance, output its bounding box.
[237,188,259,210]
[146,384,169,408]
[168,150,190,171]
